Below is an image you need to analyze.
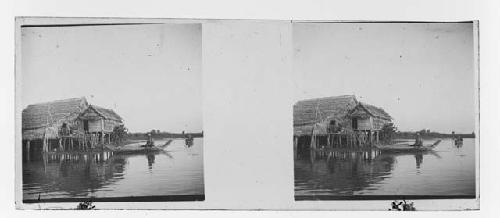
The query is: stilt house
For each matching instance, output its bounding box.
[22,97,123,154]
[293,95,392,149]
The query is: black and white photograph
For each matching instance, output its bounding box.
[4,0,500,216]
[293,22,478,201]
[17,19,204,203]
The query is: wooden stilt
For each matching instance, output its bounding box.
[43,136,48,153]
[59,138,63,151]
[101,132,104,146]
[370,131,373,146]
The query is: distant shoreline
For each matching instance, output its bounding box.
[394,132,475,139]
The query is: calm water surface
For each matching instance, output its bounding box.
[295,138,476,196]
[23,138,204,200]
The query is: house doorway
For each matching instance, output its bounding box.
[352,118,358,130]
[83,120,89,132]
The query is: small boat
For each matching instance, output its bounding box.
[113,146,163,154]
[108,139,173,154]
[376,140,441,152]
[185,137,194,147]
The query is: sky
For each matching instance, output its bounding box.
[293,22,476,134]
[21,23,202,133]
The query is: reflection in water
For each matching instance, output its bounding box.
[415,154,423,169]
[23,138,204,200]
[23,151,125,199]
[295,139,476,196]
[147,154,155,170]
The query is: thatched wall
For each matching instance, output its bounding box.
[349,103,392,131]
[78,105,123,133]
[356,117,372,130]
[22,126,59,140]
[103,120,121,132]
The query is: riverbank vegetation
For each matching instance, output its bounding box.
[394,130,475,139]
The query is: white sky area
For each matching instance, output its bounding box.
[293,22,475,134]
[21,23,202,133]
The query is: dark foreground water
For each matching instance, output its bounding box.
[23,138,204,201]
[295,138,476,198]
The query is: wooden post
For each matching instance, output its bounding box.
[101,132,104,147]
[43,135,47,153]
[370,131,373,146]
[59,138,63,151]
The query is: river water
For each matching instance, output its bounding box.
[23,138,204,201]
[295,138,476,197]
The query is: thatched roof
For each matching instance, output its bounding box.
[356,103,392,120]
[293,95,392,136]
[83,105,123,122]
[22,97,123,140]
[293,95,358,126]
[22,97,89,130]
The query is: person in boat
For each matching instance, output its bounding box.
[145,133,154,147]
[185,134,194,147]
[412,132,423,147]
